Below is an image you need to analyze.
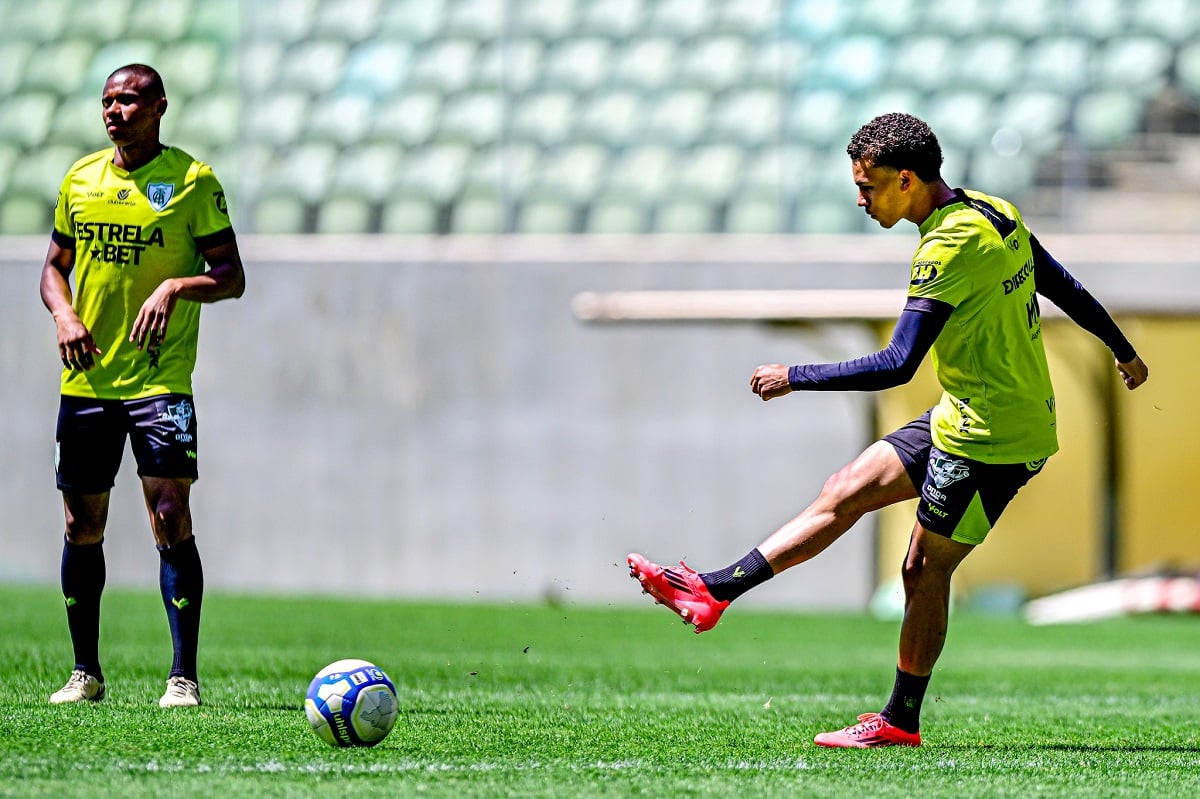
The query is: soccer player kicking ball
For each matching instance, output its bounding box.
[41,64,245,708]
[628,113,1148,748]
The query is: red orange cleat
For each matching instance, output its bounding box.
[626,553,729,633]
[814,712,922,748]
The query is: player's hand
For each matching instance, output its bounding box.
[55,311,101,370]
[1117,356,1148,390]
[750,364,793,401]
[130,279,181,350]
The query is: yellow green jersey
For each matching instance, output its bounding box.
[53,146,234,400]
[907,189,1058,464]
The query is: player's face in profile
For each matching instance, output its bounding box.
[101,73,164,148]
[852,161,905,229]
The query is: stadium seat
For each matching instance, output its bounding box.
[463,144,539,196]
[648,0,714,39]
[784,0,851,42]
[1023,36,1093,95]
[155,40,222,100]
[578,0,645,39]
[1094,37,1172,97]
[1128,0,1200,43]
[452,187,505,234]
[955,35,1024,94]
[438,91,504,147]
[251,191,308,234]
[187,0,239,40]
[398,143,470,203]
[1176,41,1200,98]
[676,36,747,92]
[125,0,192,41]
[312,0,383,43]
[0,0,69,42]
[1073,91,1143,149]
[46,94,108,149]
[539,37,612,93]
[655,197,715,233]
[69,0,134,41]
[708,89,782,147]
[787,89,852,148]
[792,197,865,233]
[23,40,94,96]
[0,42,33,97]
[969,149,1038,200]
[171,91,240,149]
[376,0,447,43]
[848,0,920,37]
[315,193,375,234]
[380,191,440,234]
[248,0,318,44]
[273,39,348,95]
[744,37,810,90]
[443,0,505,40]
[610,38,678,92]
[922,0,989,37]
[981,0,1064,39]
[887,35,954,94]
[643,90,712,147]
[304,93,376,146]
[341,40,413,99]
[328,144,399,204]
[82,41,160,95]
[739,145,814,193]
[0,192,53,235]
[669,145,743,201]
[475,38,543,93]
[575,90,642,147]
[257,142,338,203]
[7,145,81,201]
[856,88,925,127]
[604,146,675,203]
[1065,0,1127,40]
[367,91,442,147]
[724,188,784,233]
[587,190,651,233]
[517,189,578,233]
[509,91,576,147]
[407,39,478,94]
[0,144,18,195]
[239,40,286,96]
[534,144,608,204]
[0,93,58,149]
[714,0,776,36]
[995,90,1068,154]
[923,90,995,149]
[810,35,889,93]
[243,91,309,148]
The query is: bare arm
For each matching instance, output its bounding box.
[40,238,101,370]
[129,237,246,350]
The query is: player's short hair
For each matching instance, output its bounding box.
[106,63,167,100]
[846,113,943,182]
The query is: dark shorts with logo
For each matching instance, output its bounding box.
[883,410,1046,545]
[56,394,198,494]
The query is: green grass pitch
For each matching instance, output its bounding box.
[1,582,1199,798]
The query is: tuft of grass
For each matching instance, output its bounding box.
[1,584,1199,798]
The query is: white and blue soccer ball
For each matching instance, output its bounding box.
[304,659,399,747]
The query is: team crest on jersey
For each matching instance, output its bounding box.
[162,399,194,433]
[930,454,970,489]
[147,182,175,212]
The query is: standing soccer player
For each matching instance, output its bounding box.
[627,113,1148,747]
[41,64,245,708]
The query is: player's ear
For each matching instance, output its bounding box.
[898,169,913,191]
[157,97,168,117]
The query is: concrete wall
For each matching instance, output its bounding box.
[1,235,892,609]
[6,234,1199,608]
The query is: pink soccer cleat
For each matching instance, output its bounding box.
[813,713,922,748]
[627,553,729,633]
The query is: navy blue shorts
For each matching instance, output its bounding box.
[883,410,1047,545]
[55,394,199,494]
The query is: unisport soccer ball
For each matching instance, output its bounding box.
[304,659,399,747]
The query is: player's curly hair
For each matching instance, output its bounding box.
[846,113,943,182]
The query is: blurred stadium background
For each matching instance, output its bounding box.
[1,0,1198,611]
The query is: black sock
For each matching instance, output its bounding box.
[881,666,931,733]
[61,537,105,681]
[159,536,204,681]
[700,548,774,602]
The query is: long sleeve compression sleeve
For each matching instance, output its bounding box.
[787,296,953,391]
[1030,236,1137,363]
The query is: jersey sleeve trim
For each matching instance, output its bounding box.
[194,227,236,252]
